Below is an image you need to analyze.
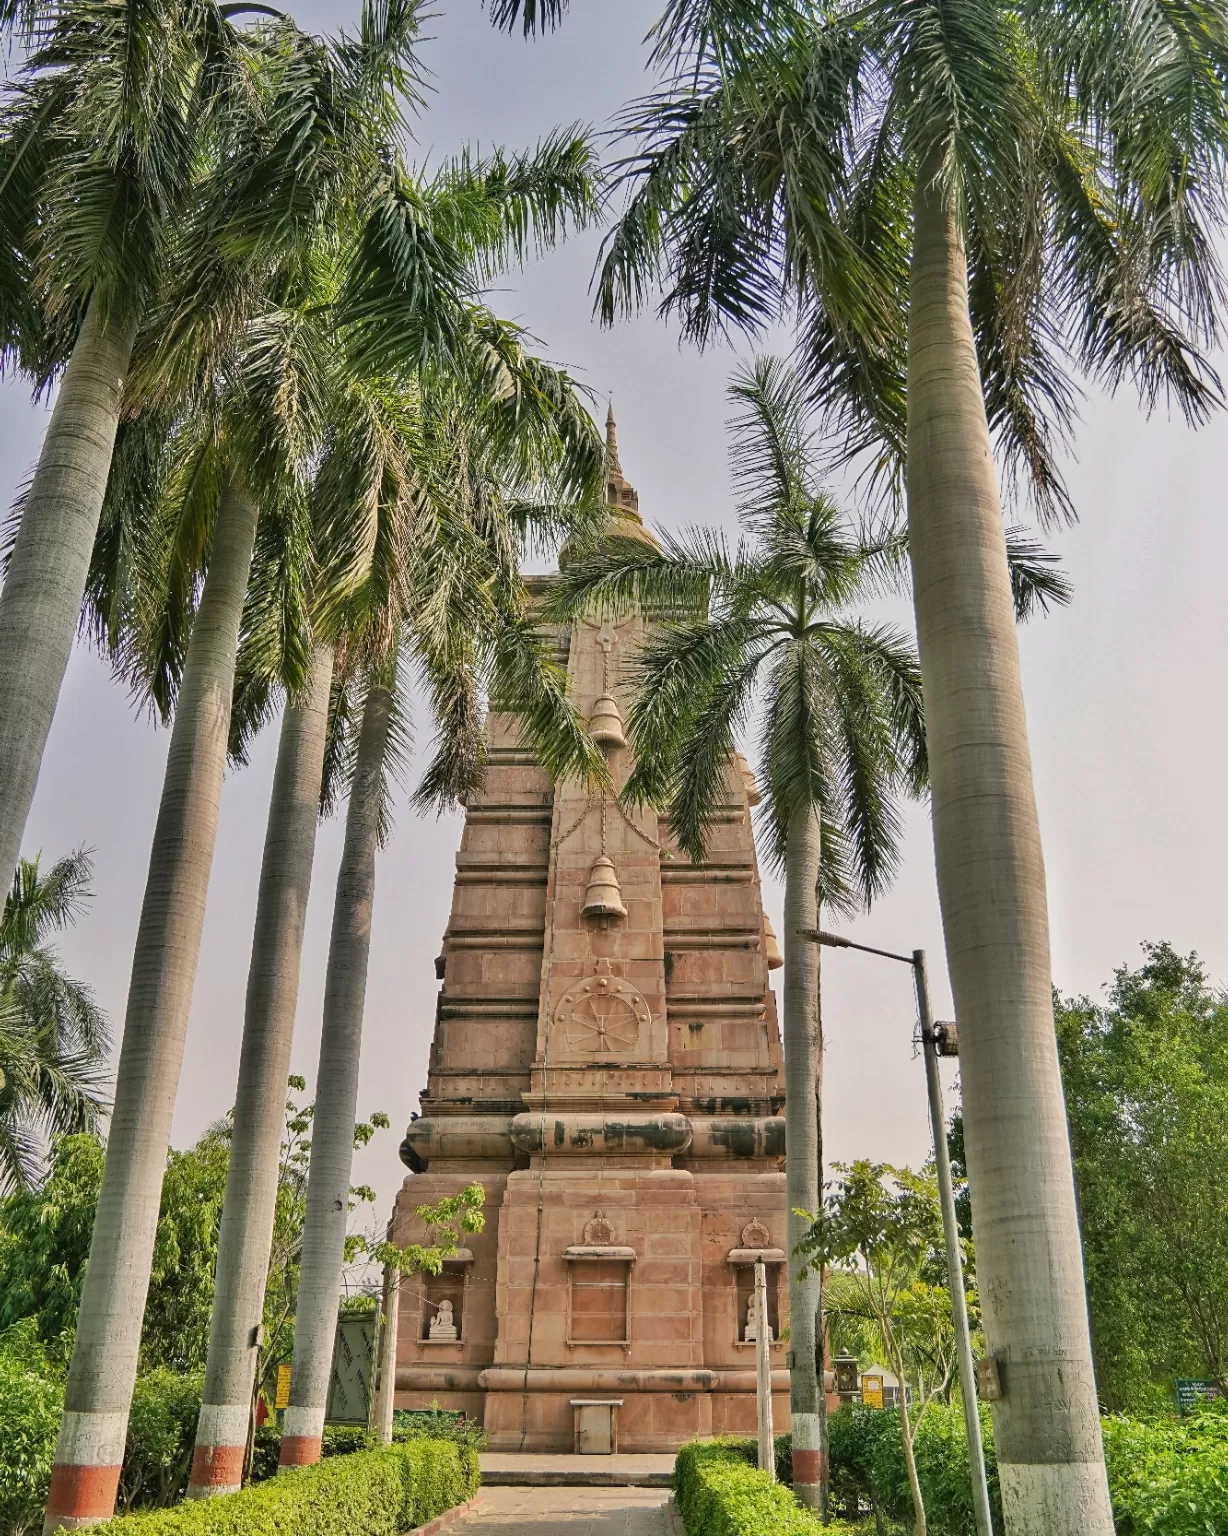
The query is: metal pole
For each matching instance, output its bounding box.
[913,950,994,1536]
[754,1260,776,1479]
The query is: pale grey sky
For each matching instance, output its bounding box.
[9,1,1228,1220]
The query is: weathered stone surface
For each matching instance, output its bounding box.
[390,430,797,1450]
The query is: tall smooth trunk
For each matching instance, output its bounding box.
[782,806,823,1509]
[0,294,137,884]
[907,155,1113,1534]
[188,643,335,1498]
[45,479,260,1533]
[279,682,392,1468]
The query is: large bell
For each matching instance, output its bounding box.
[589,693,627,750]
[763,914,784,970]
[581,855,628,920]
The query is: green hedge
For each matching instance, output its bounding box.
[1104,1408,1228,1535]
[97,1438,478,1536]
[673,1441,856,1536]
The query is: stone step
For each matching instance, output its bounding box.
[479,1453,675,1487]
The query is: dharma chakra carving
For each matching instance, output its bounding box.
[583,1211,616,1245]
[555,969,651,1056]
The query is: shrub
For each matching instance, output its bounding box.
[119,1370,204,1511]
[819,1402,1003,1534]
[1104,1407,1228,1535]
[673,1440,856,1536]
[0,1322,61,1536]
[393,1408,488,1456]
[98,1437,477,1536]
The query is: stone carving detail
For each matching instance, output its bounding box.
[744,1294,773,1344]
[583,1211,616,1245]
[429,1298,458,1341]
[555,964,651,1057]
[741,1218,771,1249]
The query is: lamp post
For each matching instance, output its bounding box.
[799,929,995,1536]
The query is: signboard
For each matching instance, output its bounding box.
[1177,1379,1221,1416]
[327,1312,376,1425]
[275,1365,291,1410]
[861,1374,884,1410]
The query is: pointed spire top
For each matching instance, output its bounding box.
[606,401,622,474]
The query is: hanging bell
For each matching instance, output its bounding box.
[589,693,627,750]
[581,856,628,921]
[763,914,784,970]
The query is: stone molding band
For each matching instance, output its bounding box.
[395,1365,793,1394]
[401,1113,787,1168]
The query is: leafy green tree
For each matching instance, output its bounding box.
[1057,943,1228,1412]
[814,1160,968,1536]
[494,6,1228,1524]
[0,850,109,1191]
[0,1136,100,1356]
[0,1321,61,1536]
[547,354,928,1509]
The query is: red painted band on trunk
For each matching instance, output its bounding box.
[792,1448,823,1483]
[46,1463,122,1521]
[278,1435,323,1467]
[188,1442,246,1491]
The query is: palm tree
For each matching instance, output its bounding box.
[492,5,1227,1525]
[548,356,928,1509]
[189,331,604,1493]
[42,6,527,1522]
[280,364,607,1467]
[0,0,265,894]
[0,849,109,1192]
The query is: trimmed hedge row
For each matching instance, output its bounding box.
[673,1440,856,1536]
[97,1438,478,1536]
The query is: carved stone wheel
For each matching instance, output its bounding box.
[555,972,651,1056]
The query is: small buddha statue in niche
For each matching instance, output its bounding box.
[429,1298,458,1341]
[744,1295,772,1344]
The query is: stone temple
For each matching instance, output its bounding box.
[388,419,793,1452]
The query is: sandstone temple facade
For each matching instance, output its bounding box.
[388,421,793,1451]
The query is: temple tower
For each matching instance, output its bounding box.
[389,421,792,1450]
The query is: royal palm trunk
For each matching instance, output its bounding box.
[783,805,823,1510]
[0,295,137,885]
[906,157,1113,1534]
[188,642,335,1498]
[44,478,260,1533]
[279,682,392,1468]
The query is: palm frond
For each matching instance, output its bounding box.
[1004,526,1073,620]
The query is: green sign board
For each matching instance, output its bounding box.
[1176,1379,1221,1416]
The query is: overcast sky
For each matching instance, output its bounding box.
[9,1,1228,1222]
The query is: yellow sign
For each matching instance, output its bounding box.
[275,1365,292,1409]
[862,1374,884,1409]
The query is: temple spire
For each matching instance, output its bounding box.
[606,402,622,474]
[604,402,640,520]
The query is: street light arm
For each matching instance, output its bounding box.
[795,928,916,966]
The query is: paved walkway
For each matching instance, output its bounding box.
[449,1486,679,1535]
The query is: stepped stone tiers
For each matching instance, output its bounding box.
[388,419,793,1451]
